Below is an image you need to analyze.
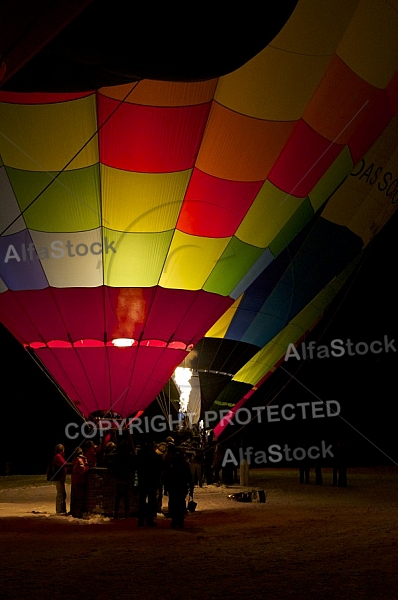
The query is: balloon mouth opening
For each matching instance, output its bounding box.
[112,338,135,347]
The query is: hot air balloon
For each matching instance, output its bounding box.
[169,0,398,433]
[188,104,398,432]
[0,0,397,431]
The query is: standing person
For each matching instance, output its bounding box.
[299,441,311,484]
[203,440,215,485]
[70,447,89,518]
[136,438,162,527]
[222,443,235,485]
[154,442,167,514]
[113,439,135,519]
[83,440,98,467]
[230,441,240,484]
[189,442,203,488]
[52,444,68,514]
[212,444,224,485]
[333,439,348,487]
[299,461,311,484]
[164,447,194,529]
[314,454,323,485]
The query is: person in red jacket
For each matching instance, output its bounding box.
[83,440,98,468]
[53,444,68,514]
[70,447,89,518]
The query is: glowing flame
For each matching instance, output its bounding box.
[112,338,134,347]
[173,367,192,413]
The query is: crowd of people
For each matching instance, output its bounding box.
[49,430,349,524]
[49,428,235,528]
[298,439,349,487]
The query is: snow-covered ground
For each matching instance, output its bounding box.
[1,468,397,600]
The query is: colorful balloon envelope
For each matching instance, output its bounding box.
[0,0,397,420]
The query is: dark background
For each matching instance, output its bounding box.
[1,210,397,474]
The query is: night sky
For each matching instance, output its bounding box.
[1,210,397,474]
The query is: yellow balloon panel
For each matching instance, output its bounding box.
[6,165,101,232]
[337,0,398,88]
[0,95,98,171]
[236,180,304,248]
[348,191,396,244]
[309,146,353,212]
[103,229,173,287]
[159,230,229,290]
[363,112,398,163]
[101,165,191,232]
[323,114,398,241]
[322,184,368,228]
[215,46,330,121]
[272,0,359,56]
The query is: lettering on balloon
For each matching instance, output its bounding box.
[351,158,398,204]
